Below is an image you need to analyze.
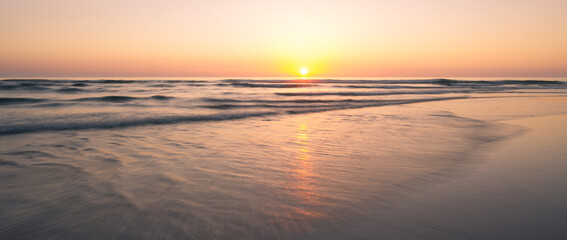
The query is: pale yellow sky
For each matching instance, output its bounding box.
[1,0,566,77]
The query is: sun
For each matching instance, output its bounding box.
[300,67,308,75]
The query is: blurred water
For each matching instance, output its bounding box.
[1,78,566,239]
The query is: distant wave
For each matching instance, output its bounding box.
[1,79,208,83]
[202,98,386,104]
[433,79,564,86]
[163,80,209,83]
[0,95,174,106]
[222,81,317,88]
[2,77,565,136]
[82,80,137,84]
[74,96,139,102]
[149,95,174,100]
[201,98,436,110]
[201,103,348,109]
[1,79,58,83]
[275,89,482,96]
[201,97,469,110]
[56,87,88,93]
[0,84,51,91]
[0,97,47,105]
[148,84,176,88]
[335,85,443,89]
[222,78,566,85]
[73,95,174,102]
[2,78,564,90]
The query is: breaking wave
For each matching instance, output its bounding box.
[73,95,174,102]
[1,77,565,135]
[0,97,464,135]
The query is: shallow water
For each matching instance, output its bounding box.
[1,78,566,239]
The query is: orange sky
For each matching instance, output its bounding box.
[1,0,566,77]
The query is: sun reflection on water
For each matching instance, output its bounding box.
[292,123,323,218]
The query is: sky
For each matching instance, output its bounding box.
[1,0,566,77]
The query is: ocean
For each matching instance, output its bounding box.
[1,78,567,239]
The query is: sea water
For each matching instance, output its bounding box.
[1,78,566,239]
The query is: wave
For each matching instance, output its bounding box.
[74,96,139,102]
[186,83,207,87]
[148,84,175,88]
[80,80,137,84]
[56,87,88,93]
[0,97,465,135]
[0,111,278,135]
[202,98,384,104]
[0,84,51,91]
[200,97,467,110]
[335,85,444,89]
[201,103,343,109]
[223,81,317,88]
[2,78,564,92]
[149,95,174,100]
[1,79,58,83]
[275,89,482,96]
[3,78,564,84]
[31,103,79,108]
[73,95,174,102]
[0,159,20,167]
[222,78,565,85]
[433,79,564,86]
[164,80,208,83]
[0,97,47,105]
[0,95,174,106]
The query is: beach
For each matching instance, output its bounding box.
[3,0,567,238]
[368,113,567,240]
[1,78,566,239]
[309,96,567,239]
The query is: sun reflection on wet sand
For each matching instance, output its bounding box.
[292,123,323,218]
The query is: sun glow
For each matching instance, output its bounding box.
[1,1,566,77]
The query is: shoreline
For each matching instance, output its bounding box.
[2,94,566,239]
[305,96,567,239]
[366,112,567,239]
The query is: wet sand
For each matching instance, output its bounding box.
[362,100,567,239]
[304,96,567,239]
